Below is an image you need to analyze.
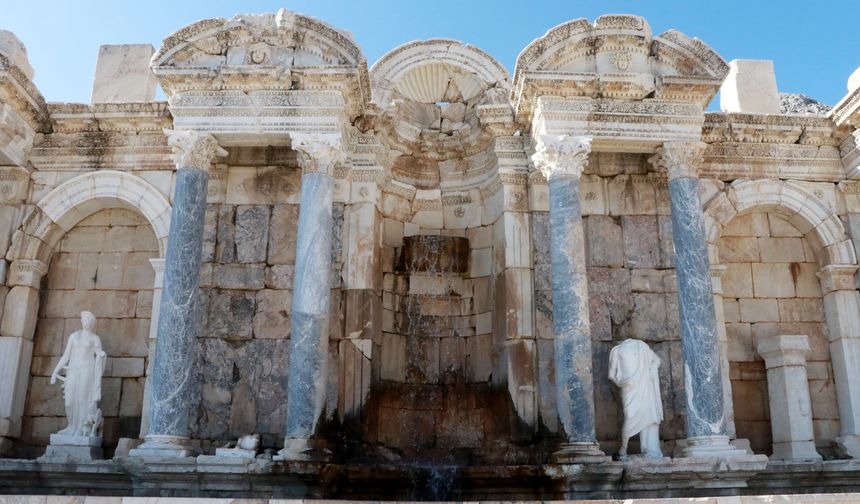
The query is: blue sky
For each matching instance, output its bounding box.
[3,0,858,107]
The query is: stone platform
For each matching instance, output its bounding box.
[0,457,859,500]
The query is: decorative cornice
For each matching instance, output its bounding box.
[165,129,227,171]
[650,140,706,180]
[531,134,591,181]
[291,132,345,176]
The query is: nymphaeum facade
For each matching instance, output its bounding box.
[1,9,860,499]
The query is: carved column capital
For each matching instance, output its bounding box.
[164,129,227,171]
[650,141,707,180]
[291,132,346,177]
[817,264,859,295]
[531,135,592,182]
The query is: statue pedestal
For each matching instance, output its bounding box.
[39,434,103,462]
[214,447,257,460]
[552,442,612,464]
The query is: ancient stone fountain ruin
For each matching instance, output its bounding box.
[1,8,860,501]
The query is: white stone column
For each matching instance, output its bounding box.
[280,133,345,460]
[756,334,821,461]
[0,259,48,453]
[817,265,860,458]
[138,258,165,438]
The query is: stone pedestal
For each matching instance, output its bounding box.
[40,434,103,462]
[757,334,821,461]
[532,135,608,464]
[652,142,744,459]
[280,133,344,461]
[130,130,225,459]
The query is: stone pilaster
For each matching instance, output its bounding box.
[711,264,736,439]
[532,134,606,463]
[0,259,47,453]
[651,141,744,458]
[280,132,345,460]
[756,334,821,461]
[130,130,225,458]
[138,258,165,439]
[817,265,860,458]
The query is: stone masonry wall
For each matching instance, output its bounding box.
[188,159,345,452]
[720,211,839,457]
[21,208,157,457]
[532,153,688,452]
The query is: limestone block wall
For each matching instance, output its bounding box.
[719,211,839,456]
[531,153,688,450]
[187,158,345,451]
[20,208,157,457]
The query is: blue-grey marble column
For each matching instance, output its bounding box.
[130,130,225,458]
[653,141,743,458]
[280,133,344,460]
[532,135,607,463]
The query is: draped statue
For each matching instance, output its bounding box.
[50,311,107,438]
[609,338,664,459]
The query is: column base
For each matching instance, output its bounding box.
[681,435,748,458]
[772,440,822,461]
[551,442,611,464]
[833,435,860,459]
[128,434,193,458]
[275,436,329,462]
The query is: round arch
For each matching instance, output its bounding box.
[703,179,856,267]
[7,170,171,264]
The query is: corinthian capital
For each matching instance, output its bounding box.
[650,141,707,180]
[165,129,227,171]
[531,135,592,181]
[291,132,346,176]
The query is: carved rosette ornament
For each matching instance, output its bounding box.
[531,135,592,181]
[650,141,707,180]
[291,132,346,177]
[164,129,227,171]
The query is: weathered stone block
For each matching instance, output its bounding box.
[752,263,796,298]
[622,215,659,268]
[629,293,667,340]
[723,212,770,237]
[99,318,149,357]
[759,237,805,263]
[215,205,237,263]
[91,44,157,103]
[719,237,759,263]
[727,322,754,361]
[722,263,753,298]
[119,377,145,417]
[720,59,780,114]
[778,298,825,322]
[585,215,623,267]
[265,264,294,289]
[235,205,270,263]
[108,357,145,377]
[739,298,779,322]
[267,204,299,264]
[207,290,256,339]
[213,263,265,290]
[380,332,406,382]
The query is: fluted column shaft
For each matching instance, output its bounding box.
[532,135,606,462]
[281,133,344,460]
[131,130,225,458]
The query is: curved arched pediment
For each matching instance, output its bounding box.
[153,9,363,74]
[512,14,729,119]
[151,8,371,118]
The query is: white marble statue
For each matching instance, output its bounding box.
[609,338,663,460]
[49,311,107,438]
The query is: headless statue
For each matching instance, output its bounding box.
[609,339,663,459]
[50,311,107,438]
